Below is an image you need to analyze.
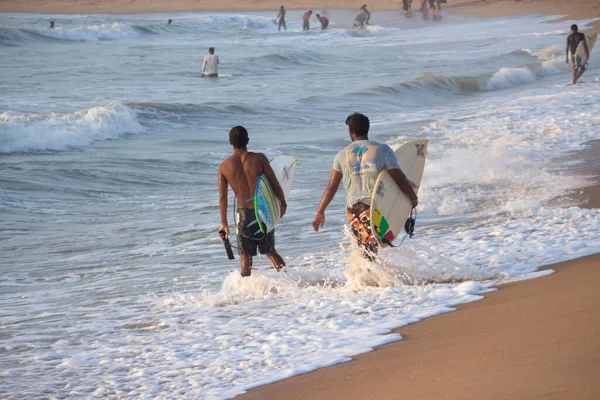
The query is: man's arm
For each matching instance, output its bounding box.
[218,164,230,238]
[261,155,288,217]
[566,37,571,63]
[201,58,207,75]
[312,169,342,232]
[388,168,418,208]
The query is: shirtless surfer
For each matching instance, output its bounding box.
[566,24,589,85]
[302,10,313,31]
[315,14,330,30]
[353,4,371,28]
[312,113,418,258]
[218,126,287,277]
[201,47,219,78]
[276,5,286,31]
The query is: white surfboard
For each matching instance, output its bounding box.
[253,155,298,233]
[370,139,428,247]
[575,33,598,65]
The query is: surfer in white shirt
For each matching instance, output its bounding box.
[312,113,418,258]
[201,47,219,78]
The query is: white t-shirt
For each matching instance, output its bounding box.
[332,140,400,207]
[202,54,219,75]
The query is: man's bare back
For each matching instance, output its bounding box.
[217,126,287,276]
[219,151,268,209]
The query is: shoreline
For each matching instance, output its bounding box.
[239,253,600,399]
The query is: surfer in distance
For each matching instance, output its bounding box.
[315,14,329,30]
[49,21,55,29]
[302,10,313,31]
[168,19,172,25]
[201,47,219,78]
[353,4,371,28]
[275,5,286,31]
[218,126,287,277]
[312,113,418,258]
[566,24,589,85]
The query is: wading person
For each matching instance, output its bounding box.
[312,113,418,258]
[218,126,287,276]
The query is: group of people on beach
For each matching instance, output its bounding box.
[275,4,367,31]
[218,113,419,277]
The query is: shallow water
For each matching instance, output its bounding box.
[1,10,599,399]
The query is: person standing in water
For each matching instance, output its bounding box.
[302,10,313,31]
[167,19,172,25]
[566,24,590,85]
[201,47,219,78]
[353,4,371,28]
[218,126,287,277]
[315,14,329,30]
[312,113,418,258]
[49,21,55,29]
[402,0,413,16]
[275,5,286,31]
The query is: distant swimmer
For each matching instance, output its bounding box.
[276,5,286,31]
[353,4,371,29]
[312,113,418,259]
[218,126,287,277]
[168,19,172,25]
[201,47,219,78]
[315,14,329,30]
[302,10,313,31]
[566,24,589,85]
[49,21,55,29]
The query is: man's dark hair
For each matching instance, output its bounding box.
[345,113,370,137]
[209,47,215,54]
[571,24,578,32]
[229,126,249,149]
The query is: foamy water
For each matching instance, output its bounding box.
[1,10,599,399]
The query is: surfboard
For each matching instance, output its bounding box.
[254,155,298,233]
[574,33,598,65]
[370,139,428,247]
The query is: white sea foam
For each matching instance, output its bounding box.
[0,102,144,153]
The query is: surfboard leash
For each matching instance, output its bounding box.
[396,209,417,247]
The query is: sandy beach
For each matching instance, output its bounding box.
[0,0,598,27]
[240,253,600,400]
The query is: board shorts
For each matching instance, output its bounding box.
[573,55,583,69]
[303,20,309,30]
[236,208,275,256]
[203,73,218,78]
[347,201,378,257]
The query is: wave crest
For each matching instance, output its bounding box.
[0,102,144,153]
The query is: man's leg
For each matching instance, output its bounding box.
[575,65,586,83]
[240,254,253,277]
[260,230,285,271]
[266,250,285,271]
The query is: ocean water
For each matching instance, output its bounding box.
[1,9,600,399]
